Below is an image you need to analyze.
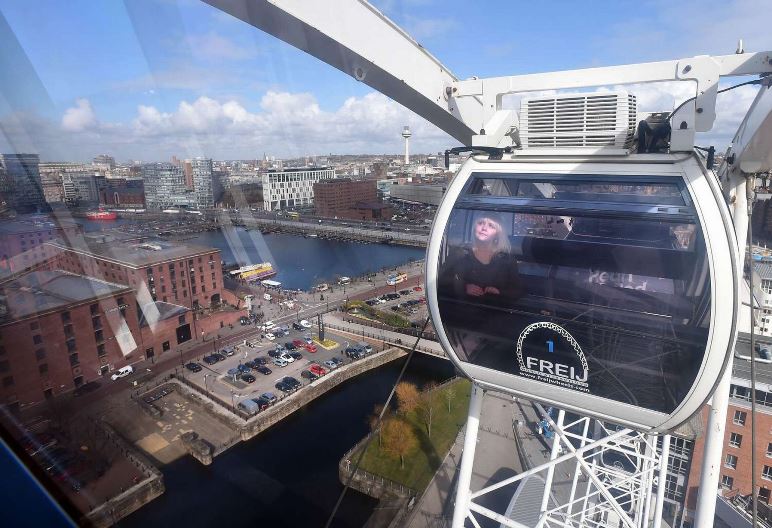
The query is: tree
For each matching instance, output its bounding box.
[395,381,420,415]
[381,418,418,469]
[418,381,439,438]
[367,404,385,446]
[444,384,456,413]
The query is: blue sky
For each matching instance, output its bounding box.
[0,0,770,161]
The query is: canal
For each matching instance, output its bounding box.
[76,218,425,291]
[123,354,458,528]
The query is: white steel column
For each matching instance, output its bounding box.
[694,171,747,526]
[452,383,484,528]
[541,409,565,513]
[653,434,671,528]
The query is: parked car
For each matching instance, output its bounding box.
[239,316,250,325]
[203,355,218,365]
[237,364,251,374]
[275,380,294,393]
[256,365,272,375]
[323,360,338,370]
[304,343,317,353]
[244,360,257,369]
[303,335,313,344]
[345,347,362,359]
[254,357,268,365]
[413,286,423,291]
[185,362,202,373]
[262,320,276,330]
[365,299,378,306]
[241,374,256,384]
[309,364,327,377]
[357,342,373,354]
[272,358,288,367]
[292,339,305,348]
[110,365,133,381]
[221,346,236,357]
[254,396,272,410]
[279,352,295,363]
[300,319,312,328]
[212,352,226,362]
[261,392,277,403]
[283,376,301,389]
[264,333,275,341]
[284,342,296,351]
[331,357,345,368]
[292,322,304,331]
[301,370,319,381]
[289,351,303,360]
[399,289,411,296]
[268,349,282,358]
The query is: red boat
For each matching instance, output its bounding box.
[85,210,117,220]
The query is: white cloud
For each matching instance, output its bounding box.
[61,99,97,132]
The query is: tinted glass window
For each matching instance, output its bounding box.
[437,174,710,413]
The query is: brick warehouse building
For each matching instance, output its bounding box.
[0,270,197,409]
[42,235,226,314]
[313,178,393,220]
[681,333,772,526]
[0,216,83,272]
[0,271,141,409]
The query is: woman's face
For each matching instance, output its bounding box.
[474,217,500,243]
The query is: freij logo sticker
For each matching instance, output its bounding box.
[516,322,589,393]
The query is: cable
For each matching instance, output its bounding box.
[747,177,758,527]
[669,78,764,124]
[324,316,431,528]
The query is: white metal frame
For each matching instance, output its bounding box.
[453,388,674,528]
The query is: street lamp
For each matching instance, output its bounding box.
[230,390,240,412]
[203,374,211,395]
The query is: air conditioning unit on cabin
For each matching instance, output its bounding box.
[519,91,637,149]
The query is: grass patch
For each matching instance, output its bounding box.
[358,378,471,491]
[345,301,411,329]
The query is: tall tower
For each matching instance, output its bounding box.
[401,126,411,165]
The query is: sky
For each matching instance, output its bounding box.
[0,0,770,162]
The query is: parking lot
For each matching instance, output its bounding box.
[363,285,428,325]
[178,327,376,412]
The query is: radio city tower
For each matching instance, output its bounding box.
[401,125,411,165]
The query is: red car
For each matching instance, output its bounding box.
[292,339,305,348]
[304,343,318,353]
[309,364,327,376]
[413,286,423,291]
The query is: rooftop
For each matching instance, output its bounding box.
[0,270,131,323]
[47,236,220,268]
[139,301,189,327]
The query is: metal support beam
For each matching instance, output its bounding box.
[452,383,483,528]
[203,0,479,145]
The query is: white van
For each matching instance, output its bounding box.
[111,365,133,381]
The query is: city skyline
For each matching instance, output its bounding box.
[1,0,770,161]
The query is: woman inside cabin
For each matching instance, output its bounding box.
[440,211,522,306]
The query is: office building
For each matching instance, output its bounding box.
[62,172,106,204]
[101,178,145,207]
[188,157,214,209]
[313,178,392,220]
[261,167,335,211]
[141,163,185,209]
[0,154,46,213]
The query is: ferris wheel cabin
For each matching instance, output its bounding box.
[426,92,740,432]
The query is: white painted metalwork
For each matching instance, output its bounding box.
[451,398,674,528]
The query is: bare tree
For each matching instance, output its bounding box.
[444,384,456,413]
[395,381,420,415]
[418,381,439,438]
[382,418,418,469]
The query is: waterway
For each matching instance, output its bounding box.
[123,354,457,528]
[75,219,424,291]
